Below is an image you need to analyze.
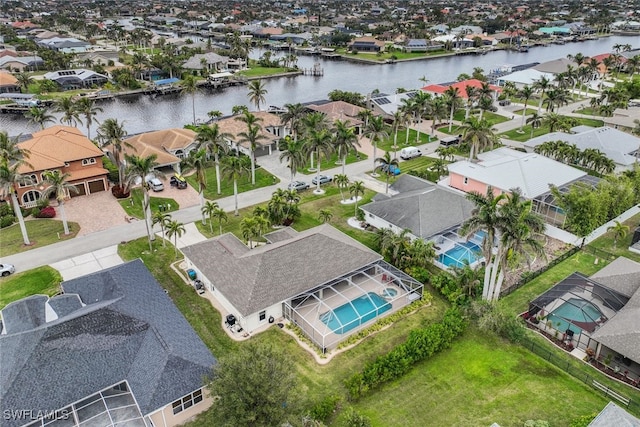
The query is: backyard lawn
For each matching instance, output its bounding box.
[499,117,605,142]
[184,165,279,201]
[586,213,640,264]
[0,266,62,309]
[0,219,80,257]
[298,151,367,175]
[452,110,510,125]
[237,66,290,77]
[118,188,180,219]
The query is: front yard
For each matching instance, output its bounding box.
[118,188,180,219]
[0,219,80,257]
[184,164,279,201]
[0,266,62,309]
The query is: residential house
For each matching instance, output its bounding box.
[603,107,640,133]
[0,260,217,427]
[182,52,229,72]
[589,402,640,427]
[496,68,556,89]
[181,224,424,352]
[432,34,474,49]
[348,36,385,53]
[38,37,92,53]
[0,51,44,71]
[533,58,575,75]
[216,111,286,157]
[0,70,19,93]
[369,91,416,119]
[524,126,640,173]
[43,69,109,90]
[422,79,501,100]
[306,100,367,134]
[16,126,109,207]
[402,39,444,53]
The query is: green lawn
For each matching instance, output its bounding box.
[453,110,510,125]
[184,165,279,201]
[0,219,80,257]
[350,328,609,427]
[337,49,449,62]
[237,67,291,77]
[377,128,436,153]
[499,117,606,142]
[118,188,180,219]
[0,266,62,309]
[587,213,640,264]
[298,151,367,175]
[573,107,603,116]
[512,108,537,116]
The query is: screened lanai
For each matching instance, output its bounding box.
[532,176,600,227]
[284,260,423,352]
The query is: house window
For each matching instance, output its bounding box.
[64,162,70,167]
[259,311,266,321]
[463,177,468,185]
[21,190,40,206]
[19,174,38,188]
[82,158,96,166]
[175,150,184,159]
[172,389,203,415]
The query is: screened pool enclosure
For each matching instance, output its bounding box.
[284,261,423,352]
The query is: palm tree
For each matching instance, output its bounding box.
[363,115,389,176]
[390,110,406,156]
[280,103,306,142]
[375,151,399,194]
[54,97,82,127]
[181,148,208,216]
[207,110,223,122]
[444,86,463,132]
[26,107,55,130]
[542,113,564,133]
[247,79,267,111]
[464,85,478,120]
[334,173,349,202]
[195,123,231,195]
[124,154,163,251]
[0,131,29,165]
[97,119,130,188]
[301,111,330,170]
[278,136,305,184]
[349,180,365,216]
[201,200,219,233]
[40,170,78,235]
[181,75,199,125]
[607,220,629,248]
[240,216,259,248]
[15,72,33,92]
[460,117,497,160]
[212,205,228,235]
[516,85,535,132]
[543,88,570,112]
[526,113,543,138]
[76,97,103,140]
[332,119,360,175]
[235,111,266,186]
[221,155,249,215]
[165,219,186,257]
[152,211,171,246]
[0,162,33,245]
[450,263,482,300]
[304,128,333,193]
[318,209,333,223]
[533,76,551,115]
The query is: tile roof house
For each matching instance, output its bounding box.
[15,126,108,207]
[216,111,286,157]
[524,126,640,172]
[306,100,367,133]
[0,260,216,427]
[348,36,385,52]
[422,79,502,99]
[0,70,19,93]
[182,224,424,351]
[361,175,474,241]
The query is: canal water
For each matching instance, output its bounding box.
[1,36,635,136]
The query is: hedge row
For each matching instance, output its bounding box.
[344,307,467,400]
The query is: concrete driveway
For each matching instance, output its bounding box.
[50,246,123,281]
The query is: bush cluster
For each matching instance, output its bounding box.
[0,202,15,228]
[34,206,56,218]
[344,308,467,400]
[466,300,527,343]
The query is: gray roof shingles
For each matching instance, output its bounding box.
[0,260,216,425]
[182,224,382,317]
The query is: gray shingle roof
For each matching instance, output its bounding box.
[0,260,216,424]
[590,257,640,298]
[362,175,474,239]
[264,227,299,243]
[182,224,382,316]
[589,402,640,427]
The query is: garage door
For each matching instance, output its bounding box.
[72,183,86,197]
[88,179,105,194]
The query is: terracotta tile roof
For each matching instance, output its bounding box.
[422,79,502,98]
[307,101,366,126]
[18,126,104,173]
[123,128,196,151]
[216,112,280,149]
[67,166,108,181]
[0,71,18,86]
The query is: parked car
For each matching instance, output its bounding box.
[145,177,164,192]
[0,263,15,277]
[170,174,187,189]
[440,136,460,146]
[311,175,333,185]
[400,147,422,160]
[287,181,310,191]
[498,99,511,106]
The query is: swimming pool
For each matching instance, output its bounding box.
[320,292,392,334]
[437,241,482,268]
[548,298,603,335]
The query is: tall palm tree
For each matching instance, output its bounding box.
[517,85,535,132]
[152,211,171,246]
[363,115,389,175]
[375,152,399,194]
[201,200,219,233]
[390,110,406,157]
[349,180,365,216]
[278,136,305,184]
[533,76,551,115]
[301,111,330,170]
[97,119,130,188]
[526,113,543,138]
[543,88,570,112]
[464,85,478,120]
[334,173,349,202]
[181,148,208,216]
[40,170,78,235]
[444,86,463,133]
[54,96,82,127]
[181,75,199,125]
[76,97,103,140]
[247,79,267,111]
[26,107,55,130]
[124,154,163,251]
[240,216,260,248]
[235,111,266,186]
[0,131,29,165]
[0,162,33,245]
[15,72,33,92]
[165,219,186,257]
[607,220,629,248]
[304,128,333,193]
[280,103,306,142]
[195,123,231,195]
[221,155,249,216]
[212,205,228,235]
[460,117,497,160]
[332,119,360,174]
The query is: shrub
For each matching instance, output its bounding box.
[0,215,15,228]
[0,202,12,217]
[310,395,341,424]
[342,407,371,427]
[35,206,56,218]
[102,156,119,183]
[111,184,130,199]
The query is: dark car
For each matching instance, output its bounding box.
[311,175,333,185]
[287,181,310,191]
[170,175,188,189]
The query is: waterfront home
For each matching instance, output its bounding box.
[348,36,385,53]
[306,100,367,134]
[496,68,555,89]
[533,58,575,75]
[0,70,19,93]
[182,52,229,72]
[216,111,287,157]
[402,39,445,52]
[43,69,109,90]
[0,51,44,71]
[16,126,108,207]
[422,79,501,99]
[0,260,217,427]
[181,224,424,352]
[37,36,91,54]
[369,91,416,119]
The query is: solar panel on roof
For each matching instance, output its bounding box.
[406,92,417,98]
[376,98,391,105]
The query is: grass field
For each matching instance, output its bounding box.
[184,165,279,201]
[298,151,367,175]
[377,128,436,153]
[0,219,80,257]
[237,66,290,77]
[499,117,605,142]
[512,108,537,116]
[0,266,62,309]
[586,213,640,264]
[453,110,510,125]
[118,188,180,219]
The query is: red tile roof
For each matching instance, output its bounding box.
[422,79,502,98]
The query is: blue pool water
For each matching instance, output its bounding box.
[547,298,603,335]
[438,241,482,268]
[320,292,392,334]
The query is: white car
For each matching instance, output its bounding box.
[145,177,164,192]
[0,263,15,277]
